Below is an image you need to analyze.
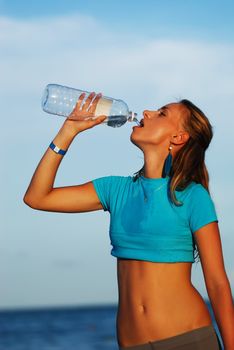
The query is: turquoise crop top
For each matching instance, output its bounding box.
[92,175,218,263]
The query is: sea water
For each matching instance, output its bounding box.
[0,302,223,350]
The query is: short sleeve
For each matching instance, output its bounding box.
[188,184,219,234]
[92,176,113,212]
[92,175,125,212]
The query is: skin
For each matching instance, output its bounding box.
[23,93,234,349]
[116,104,210,346]
[131,103,190,179]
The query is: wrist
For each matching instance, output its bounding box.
[49,141,67,156]
[51,123,77,153]
[61,120,80,138]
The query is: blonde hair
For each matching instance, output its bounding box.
[133,99,215,261]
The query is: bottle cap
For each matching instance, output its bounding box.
[128,111,138,122]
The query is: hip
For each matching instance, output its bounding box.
[116,284,212,347]
[118,324,222,350]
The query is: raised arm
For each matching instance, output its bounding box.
[23,92,107,213]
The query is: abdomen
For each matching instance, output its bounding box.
[116,258,212,347]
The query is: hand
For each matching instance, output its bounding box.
[63,92,107,134]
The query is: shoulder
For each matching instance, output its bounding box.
[175,181,216,209]
[100,175,132,182]
[188,183,215,202]
[92,174,132,187]
[186,182,217,219]
[185,183,218,233]
[91,175,132,212]
[173,181,206,201]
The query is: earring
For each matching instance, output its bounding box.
[163,144,173,177]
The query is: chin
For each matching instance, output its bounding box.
[130,133,143,150]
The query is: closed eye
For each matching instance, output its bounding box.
[158,110,166,116]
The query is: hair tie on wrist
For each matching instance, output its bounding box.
[49,141,67,156]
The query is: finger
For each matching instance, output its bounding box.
[74,93,86,112]
[82,92,96,110]
[85,115,107,124]
[93,115,107,124]
[98,115,107,122]
[88,93,102,113]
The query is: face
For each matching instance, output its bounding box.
[130,102,190,152]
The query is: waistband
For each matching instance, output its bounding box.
[119,324,217,350]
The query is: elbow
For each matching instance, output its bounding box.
[207,275,231,294]
[23,195,39,209]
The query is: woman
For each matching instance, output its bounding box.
[23,92,234,349]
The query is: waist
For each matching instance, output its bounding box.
[117,258,193,294]
[116,260,212,346]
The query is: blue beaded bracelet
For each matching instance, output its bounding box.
[49,141,67,156]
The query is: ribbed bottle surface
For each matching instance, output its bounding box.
[41,84,137,128]
[42,84,83,117]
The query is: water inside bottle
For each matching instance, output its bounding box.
[103,115,140,128]
[105,115,127,128]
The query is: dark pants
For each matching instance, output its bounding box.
[119,325,222,350]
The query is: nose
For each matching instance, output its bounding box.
[143,110,151,119]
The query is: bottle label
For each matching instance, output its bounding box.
[94,98,112,117]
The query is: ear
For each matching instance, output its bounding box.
[172,131,190,145]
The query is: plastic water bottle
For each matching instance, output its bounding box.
[41,84,140,128]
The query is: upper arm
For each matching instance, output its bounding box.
[194,222,229,289]
[24,181,104,213]
[188,184,228,288]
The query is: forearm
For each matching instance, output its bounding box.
[208,279,234,349]
[23,122,77,203]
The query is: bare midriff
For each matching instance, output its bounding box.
[116,258,212,348]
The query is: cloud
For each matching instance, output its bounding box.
[1,13,234,161]
[0,14,98,51]
[1,14,234,104]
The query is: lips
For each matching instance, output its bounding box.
[132,118,144,130]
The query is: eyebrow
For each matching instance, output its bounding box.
[157,106,169,113]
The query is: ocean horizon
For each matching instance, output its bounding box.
[0,301,223,350]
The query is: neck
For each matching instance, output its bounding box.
[143,151,169,179]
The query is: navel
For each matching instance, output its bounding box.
[139,304,147,313]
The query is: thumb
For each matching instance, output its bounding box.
[94,115,108,123]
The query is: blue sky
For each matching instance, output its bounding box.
[1,0,234,42]
[1,0,234,309]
